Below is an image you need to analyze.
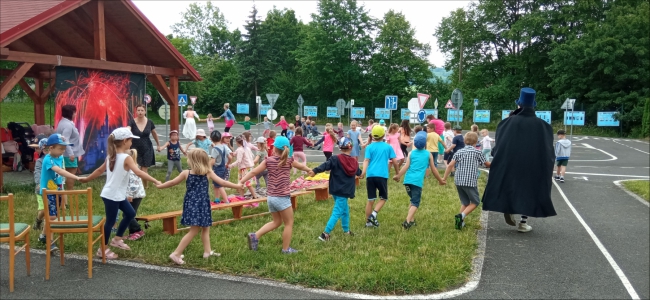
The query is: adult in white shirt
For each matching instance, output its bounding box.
[182,106,200,139]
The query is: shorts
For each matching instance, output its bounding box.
[438,141,445,155]
[405,184,422,208]
[46,194,61,217]
[36,194,44,210]
[556,159,569,167]
[63,156,78,168]
[445,152,454,163]
[267,196,291,212]
[456,185,480,206]
[366,177,388,201]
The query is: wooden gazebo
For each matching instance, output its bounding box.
[0,0,201,190]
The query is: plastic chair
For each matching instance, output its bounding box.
[0,193,31,292]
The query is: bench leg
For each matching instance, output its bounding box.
[232,206,243,219]
[355,177,360,187]
[291,196,298,211]
[315,188,329,201]
[162,217,178,235]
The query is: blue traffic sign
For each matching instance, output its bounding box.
[447,110,463,122]
[597,112,619,126]
[375,108,390,119]
[351,107,365,119]
[474,98,479,106]
[304,106,318,117]
[536,111,552,124]
[563,111,585,126]
[474,110,490,123]
[385,95,398,110]
[237,103,249,114]
[178,94,188,106]
[417,110,427,122]
[259,104,270,115]
[327,106,339,118]
[401,109,411,120]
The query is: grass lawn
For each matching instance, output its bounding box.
[1,155,486,295]
[1,101,57,126]
[622,180,649,201]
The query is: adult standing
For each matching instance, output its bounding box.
[428,114,445,165]
[481,88,556,232]
[216,103,235,147]
[182,105,200,139]
[128,104,160,186]
[398,120,412,163]
[56,105,85,190]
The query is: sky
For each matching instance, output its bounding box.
[133,0,472,68]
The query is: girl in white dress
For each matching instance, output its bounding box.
[182,106,200,139]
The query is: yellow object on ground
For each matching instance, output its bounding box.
[305,173,330,181]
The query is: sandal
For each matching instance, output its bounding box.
[110,239,131,250]
[169,253,185,265]
[203,251,221,259]
[97,248,118,260]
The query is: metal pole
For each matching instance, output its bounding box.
[564,106,567,132]
[570,106,574,140]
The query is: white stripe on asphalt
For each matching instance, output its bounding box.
[613,179,650,208]
[612,139,650,155]
[564,172,649,178]
[570,143,617,162]
[553,181,641,299]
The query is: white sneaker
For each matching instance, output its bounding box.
[517,223,532,233]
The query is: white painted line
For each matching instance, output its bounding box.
[552,181,641,300]
[612,139,650,155]
[613,179,650,208]
[570,143,617,162]
[565,172,649,179]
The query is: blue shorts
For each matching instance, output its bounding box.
[63,156,78,168]
[267,196,291,213]
[47,194,60,217]
[405,184,422,208]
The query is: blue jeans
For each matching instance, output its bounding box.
[324,195,350,234]
[102,198,135,244]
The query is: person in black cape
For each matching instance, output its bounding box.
[481,88,557,233]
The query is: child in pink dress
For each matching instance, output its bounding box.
[229,136,259,199]
[386,124,404,174]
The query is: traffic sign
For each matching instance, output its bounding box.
[178,94,188,106]
[417,93,430,109]
[448,110,464,122]
[256,96,262,104]
[327,107,339,118]
[144,94,151,104]
[474,110,490,123]
[561,98,576,110]
[434,98,438,109]
[237,103,250,114]
[385,95,398,110]
[266,94,279,108]
[297,94,304,106]
[451,89,463,108]
[597,112,619,126]
[563,111,585,126]
[336,99,346,116]
[267,109,278,120]
[417,110,427,122]
[259,104,270,115]
[350,99,355,106]
[190,96,197,105]
[351,107,365,118]
[445,99,455,109]
[536,111,552,124]
[304,106,318,117]
[474,98,478,106]
[375,108,390,119]
[158,104,170,120]
[401,109,411,120]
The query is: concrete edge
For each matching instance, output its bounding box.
[613,179,650,208]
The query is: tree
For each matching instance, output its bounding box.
[171,1,229,55]
[238,5,265,100]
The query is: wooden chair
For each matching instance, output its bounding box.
[43,188,106,280]
[0,193,31,292]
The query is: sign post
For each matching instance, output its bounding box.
[349,99,355,123]
[451,89,463,126]
[336,99,346,123]
[561,98,576,140]
[297,95,304,118]
[256,96,262,133]
[144,94,151,117]
[473,98,478,123]
[178,94,188,130]
[385,95,398,125]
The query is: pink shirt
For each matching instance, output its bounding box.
[275,120,289,130]
[430,119,445,136]
[323,134,335,152]
[230,146,254,169]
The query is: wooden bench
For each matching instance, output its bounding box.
[136,190,314,235]
[306,184,329,201]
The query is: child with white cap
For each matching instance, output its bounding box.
[184,129,211,154]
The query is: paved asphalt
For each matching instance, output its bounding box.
[2,126,648,299]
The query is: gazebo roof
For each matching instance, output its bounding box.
[0,0,201,81]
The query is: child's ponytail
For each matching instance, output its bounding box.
[107,134,117,171]
[279,146,289,166]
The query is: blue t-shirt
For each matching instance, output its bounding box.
[452,135,465,153]
[40,154,64,195]
[403,149,432,188]
[365,141,396,178]
[193,138,212,153]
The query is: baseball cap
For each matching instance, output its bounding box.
[371,125,385,139]
[273,136,290,149]
[379,119,385,125]
[255,137,266,143]
[110,128,140,141]
[29,138,49,149]
[338,137,352,149]
[46,133,73,146]
[414,131,427,149]
[222,132,232,138]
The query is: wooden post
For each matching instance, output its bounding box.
[169,76,179,131]
[92,0,106,60]
[0,62,35,101]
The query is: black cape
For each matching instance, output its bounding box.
[482,107,557,217]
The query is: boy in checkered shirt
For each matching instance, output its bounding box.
[443,132,491,230]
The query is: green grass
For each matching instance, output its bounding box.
[2,161,484,295]
[1,100,57,127]
[622,180,649,201]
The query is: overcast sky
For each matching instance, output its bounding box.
[133,1,472,68]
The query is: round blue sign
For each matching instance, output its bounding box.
[417,110,427,122]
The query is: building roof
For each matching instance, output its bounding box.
[0,0,201,81]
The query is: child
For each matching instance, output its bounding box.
[290,127,313,175]
[443,132,490,230]
[157,149,244,264]
[333,122,345,139]
[221,132,233,152]
[426,123,444,168]
[206,113,215,133]
[185,129,211,153]
[311,137,361,241]
[555,129,572,183]
[209,130,232,204]
[259,116,272,138]
[38,134,84,251]
[31,138,48,233]
[379,119,388,141]
[347,120,362,161]
[275,116,289,136]
[229,136,259,199]
[125,149,146,241]
[158,130,186,181]
[414,125,423,133]
[443,122,454,167]
[365,119,375,133]
[470,124,481,150]
[238,116,255,132]
[444,125,465,176]
[253,137,268,191]
[386,124,404,174]
[359,126,396,228]
[301,117,309,134]
[393,131,446,229]
[286,124,295,140]
[241,137,312,253]
[313,124,338,160]
[81,128,161,259]
[480,129,494,162]
[309,121,320,143]
[294,115,302,128]
[266,130,276,157]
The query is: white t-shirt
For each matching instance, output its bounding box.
[211,144,232,165]
[100,153,129,201]
[443,130,455,147]
[481,136,494,150]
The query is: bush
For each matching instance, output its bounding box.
[643,98,650,138]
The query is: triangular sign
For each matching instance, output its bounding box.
[445,99,455,109]
[417,93,430,109]
[266,94,279,107]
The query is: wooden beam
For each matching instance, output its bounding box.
[33,79,46,125]
[1,48,184,77]
[147,74,173,102]
[17,79,39,102]
[0,68,40,78]
[42,78,56,99]
[39,25,84,58]
[0,62,34,100]
[91,1,106,60]
[61,12,95,46]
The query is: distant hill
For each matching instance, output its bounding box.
[430,67,452,83]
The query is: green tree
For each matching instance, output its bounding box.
[238,5,265,100]
[171,1,228,55]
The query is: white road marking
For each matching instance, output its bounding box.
[573,176,589,181]
[612,139,650,155]
[553,181,641,300]
[565,172,649,178]
[570,143,617,162]
[613,179,650,208]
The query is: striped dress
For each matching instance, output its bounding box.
[266,156,294,197]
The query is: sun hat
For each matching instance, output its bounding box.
[169,130,179,136]
[273,136,290,149]
[414,131,427,149]
[255,137,266,144]
[46,133,74,147]
[338,137,352,149]
[195,129,207,137]
[221,132,232,138]
[371,125,385,139]
[110,127,139,141]
[516,87,537,107]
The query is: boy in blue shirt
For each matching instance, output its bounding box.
[393,131,446,229]
[359,126,396,227]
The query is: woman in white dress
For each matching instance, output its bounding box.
[182,106,200,139]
